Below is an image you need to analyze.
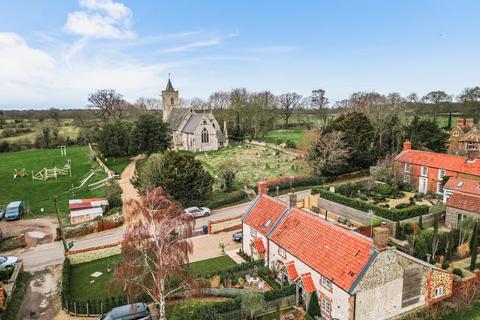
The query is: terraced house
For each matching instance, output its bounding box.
[242,188,453,320]
[395,140,480,195]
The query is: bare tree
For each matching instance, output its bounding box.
[136,97,161,109]
[458,86,480,121]
[88,89,128,123]
[306,130,350,176]
[406,92,419,103]
[114,188,194,320]
[208,91,231,110]
[277,92,302,128]
[310,89,329,125]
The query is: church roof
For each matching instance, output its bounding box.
[166,108,189,130]
[165,78,175,91]
[182,114,204,134]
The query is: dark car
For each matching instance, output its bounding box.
[232,231,243,242]
[99,303,151,320]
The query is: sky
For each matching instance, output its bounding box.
[0,0,479,109]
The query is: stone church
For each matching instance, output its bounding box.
[162,78,228,152]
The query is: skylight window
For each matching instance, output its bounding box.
[456,181,464,188]
[264,219,272,228]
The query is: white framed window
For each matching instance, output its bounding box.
[438,169,446,180]
[321,298,331,314]
[421,166,428,177]
[404,163,411,173]
[403,174,410,184]
[434,287,443,297]
[453,131,459,137]
[321,276,332,290]
[437,182,444,194]
[467,142,475,150]
[278,247,286,258]
[250,229,257,237]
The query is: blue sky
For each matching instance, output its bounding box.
[0,0,479,109]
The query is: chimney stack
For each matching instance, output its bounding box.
[403,140,412,150]
[288,192,297,208]
[257,181,268,196]
[373,222,389,250]
[456,118,465,128]
[467,149,479,162]
[466,118,474,129]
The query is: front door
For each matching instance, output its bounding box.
[418,176,428,194]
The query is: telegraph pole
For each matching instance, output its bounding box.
[54,197,68,252]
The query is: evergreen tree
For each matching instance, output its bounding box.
[97,120,132,157]
[407,116,449,153]
[418,215,423,229]
[132,152,214,207]
[307,291,321,318]
[446,229,454,262]
[470,221,478,271]
[130,113,171,155]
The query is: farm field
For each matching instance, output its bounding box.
[263,128,306,147]
[0,146,108,217]
[196,144,310,187]
[0,119,80,143]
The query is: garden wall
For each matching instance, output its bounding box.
[65,242,121,265]
[400,213,437,228]
[316,197,373,225]
[208,215,242,234]
[63,213,124,239]
[88,143,114,177]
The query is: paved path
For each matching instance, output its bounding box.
[119,155,143,204]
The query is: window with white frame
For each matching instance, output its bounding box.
[321,276,332,289]
[250,229,257,237]
[453,131,459,137]
[278,247,286,258]
[403,174,410,184]
[434,287,444,297]
[467,142,475,150]
[437,182,444,194]
[321,298,331,314]
[438,169,446,180]
[404,163,411,173]
[421,166,428,177]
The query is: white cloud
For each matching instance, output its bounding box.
[64,0,135,39]
[160,39,222,53]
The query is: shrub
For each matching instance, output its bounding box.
[307,291,321,318]
[453,268,463,277]
[395,203,410,209]
[285,140,297,149]
[105,182,123,208]
[0,267,14,281]
[441,263,450,270]
[312,188,429,221]
[377,183,395,196]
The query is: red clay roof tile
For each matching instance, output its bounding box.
[285,261,300,280]
[243,195,287,235]
[446,193,480,213]
[301,273,316,293]
[253,237,266,254]
[444,178,480,196]
[395,149,480,176]
[269,208,373,292]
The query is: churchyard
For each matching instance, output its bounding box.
[196,143,310,188]
[0,146,108,216]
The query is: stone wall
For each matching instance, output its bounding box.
[209,215,242,234]
[64,213,124,239]
[66,242,121,265]
[400,212,437,228]
[316,197,372,225]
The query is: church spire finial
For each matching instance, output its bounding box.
[165,74,174,91]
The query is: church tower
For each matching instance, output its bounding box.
[162,76,179,121]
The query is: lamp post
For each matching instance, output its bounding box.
[368,209,374,238]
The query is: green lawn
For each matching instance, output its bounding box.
[263,128,306,147]
[441,302,480,319]
[0,119,80,143]
[70,255,123,300]
[100,156,132,175]
[186,255,236,276]
[0,146,108,216]
[69,255,237,301]
[196,144,310,188]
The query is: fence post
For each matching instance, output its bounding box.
[101,301,103,315]
[74,301,77,315]
[86,301,89,316]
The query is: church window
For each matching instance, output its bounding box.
[171,97,175,105]
[201,128,209,143]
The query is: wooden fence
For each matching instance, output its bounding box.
[221,295,296,320]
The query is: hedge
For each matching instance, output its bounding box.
[207,190,248,209]
[197,260,264,280]
[312,188,429,221]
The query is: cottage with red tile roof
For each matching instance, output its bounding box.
[394,140,480,195]
[443,177,480,227]
[242,189,453,320]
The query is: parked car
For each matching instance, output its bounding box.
[0,256,18,269]
[0,210,4,219]
[99,303,151,320]
[232,231,243,242]
[5,201,24,221]
[184,207,211,218]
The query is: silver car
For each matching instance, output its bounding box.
[184,207,211,218]
[0,256,17,269]
[99,303,151,320]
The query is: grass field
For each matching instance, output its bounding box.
[441,302,480,319]
[70,255,123,300]
[69,255,236,301]
[0,146,108,216]
[99,155,131,174]
[186,255,236,276]
[0,119,80,143]
[196,144,310,187]
[263,128,306,146]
